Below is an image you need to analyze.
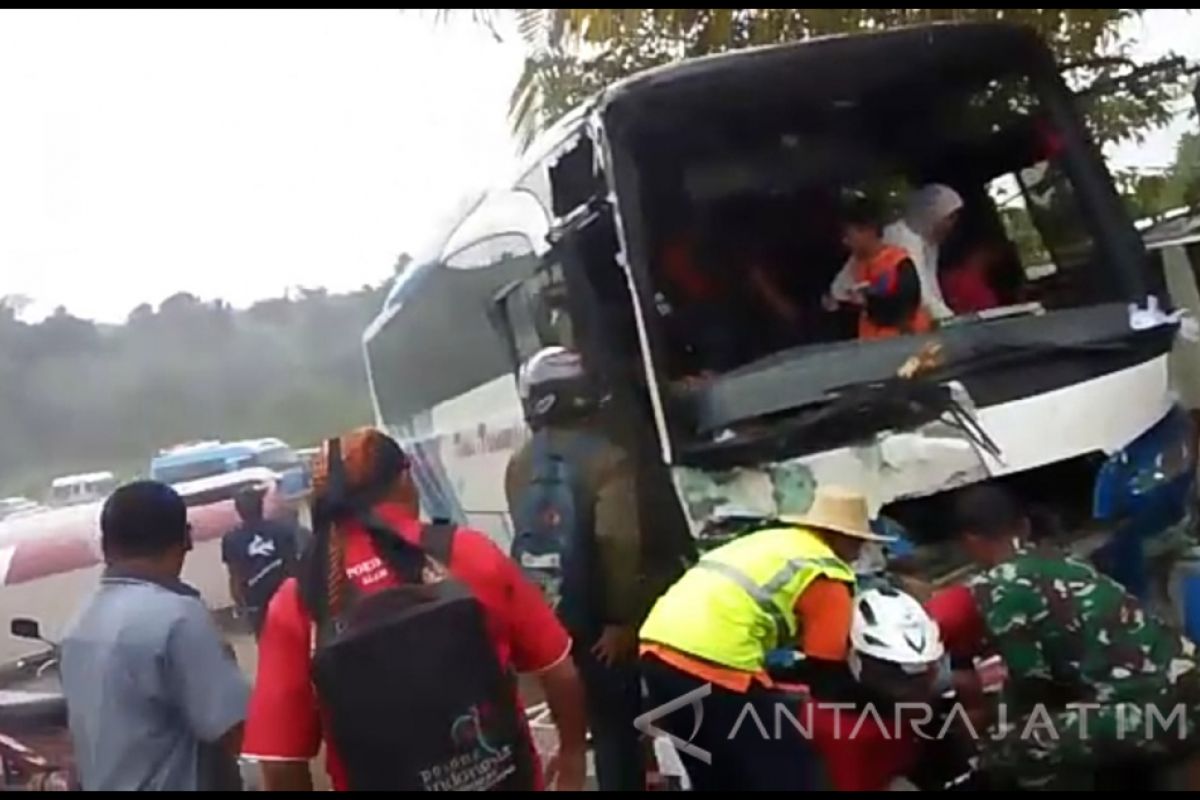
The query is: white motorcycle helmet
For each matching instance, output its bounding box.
[848,586,945,698]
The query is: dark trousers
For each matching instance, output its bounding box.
[640,654,825,791]
[575,644,645,791]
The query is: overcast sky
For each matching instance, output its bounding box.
[0,9,1196,323]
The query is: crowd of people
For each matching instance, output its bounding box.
[52,344,1200,791]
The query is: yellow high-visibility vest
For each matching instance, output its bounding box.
[640,526,856,673]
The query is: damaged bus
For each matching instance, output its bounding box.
[364,23,1197,608]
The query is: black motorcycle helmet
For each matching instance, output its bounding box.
[518,346,604,428]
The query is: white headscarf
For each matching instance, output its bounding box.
[905,184,964,239]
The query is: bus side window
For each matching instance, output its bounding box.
[493,259,575,367]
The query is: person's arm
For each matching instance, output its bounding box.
[227,569,246,609]
[827,256,858,305]
[791,578,859,700]
[590,443,646,664]
[217,725,245,761]
[749,264,801,323]
[486,536,586,790]
[912,245,955,321]
[536,656,588,792]
[864,258,921,328]
[165,599,250,753]
[969,578,1047,690]
[221,534,248,608]
[241,581,323,791]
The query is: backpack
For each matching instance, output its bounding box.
[509,430,602,635]
[299,438,534,791]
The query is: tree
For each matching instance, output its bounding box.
[1171,131,1200,211]
[0,279,391,495]
[1,294,33,320]
[126,303,155,327]
[472,9,1192,152]
[1115,131,1200,221]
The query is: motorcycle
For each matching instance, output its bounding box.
[0,619,76,791]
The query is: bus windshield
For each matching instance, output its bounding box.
[631,62,1116,384]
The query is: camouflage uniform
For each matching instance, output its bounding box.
[970,543,1200,789]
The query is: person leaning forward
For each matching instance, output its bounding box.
[638,486,889,791]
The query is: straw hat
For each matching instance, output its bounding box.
[779,485,894,542]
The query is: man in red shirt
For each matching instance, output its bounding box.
[241,427,588,791]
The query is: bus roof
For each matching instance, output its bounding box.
[598,22,1044,140]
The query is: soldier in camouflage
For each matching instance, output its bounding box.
[952,485,1200,790]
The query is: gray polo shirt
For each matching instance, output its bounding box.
[61,572,249,791]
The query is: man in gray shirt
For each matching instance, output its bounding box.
[61,481,249,791]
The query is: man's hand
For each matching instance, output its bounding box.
[591,625,637,667]
[537,658,587,791]
[544,745,587,791]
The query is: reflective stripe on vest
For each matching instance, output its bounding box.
[639,526,856,674]
[694,555,851,648]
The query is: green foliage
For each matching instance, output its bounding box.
[1115,131,1200,221]
[0,279,395,497]
[490,9,1191,152]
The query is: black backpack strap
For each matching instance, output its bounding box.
[420,522,456,567]
[358,508,428,584]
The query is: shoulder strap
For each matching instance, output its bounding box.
[420,522,456,567]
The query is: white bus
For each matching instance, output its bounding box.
[364,23,1195,590]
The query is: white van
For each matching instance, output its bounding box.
[47,472,117,508]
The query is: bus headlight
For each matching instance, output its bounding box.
[1094,406,1196,521]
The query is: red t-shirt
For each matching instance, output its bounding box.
[925,584,987,660]
[807,701,920,791]
[241,504,571,791]
[941,258,999,315]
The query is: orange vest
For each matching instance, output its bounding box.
[853,245,932,340]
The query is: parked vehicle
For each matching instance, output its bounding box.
[0,619,74,791]
[150,438,310,500]
[0,498,44,523]
[46,472,117,509]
